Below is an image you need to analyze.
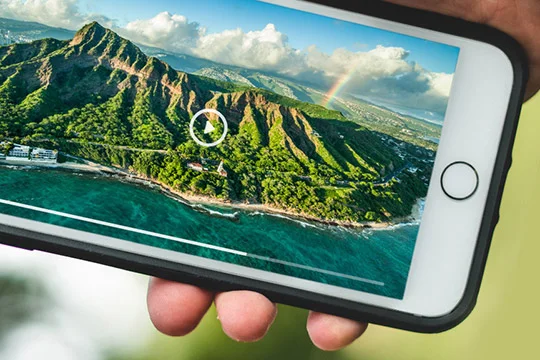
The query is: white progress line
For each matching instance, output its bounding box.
[0,199,247,256]
[249,254,385,286]
[0,199,385,287]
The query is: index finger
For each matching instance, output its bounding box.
[147,278,214,336]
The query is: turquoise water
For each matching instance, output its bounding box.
[0,166,418,298]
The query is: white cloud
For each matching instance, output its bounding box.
[120,18,308,76]
[0,0,113,29]
[118,14,453,113]
[305,45,412,82]
[368,45,409,60]
[119,11,202,53]
[193,24,306,75]
[427,72,454,97]
[118,13,455,115]
[300,44,455,114]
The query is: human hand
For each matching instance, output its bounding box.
[147,279,368,350]
[147,0,540,351]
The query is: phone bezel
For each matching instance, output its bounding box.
[0,0,527,332]
[262,0,515,318]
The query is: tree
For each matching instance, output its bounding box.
[0,275,50,344]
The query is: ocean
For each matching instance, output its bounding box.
[0,166,419,299]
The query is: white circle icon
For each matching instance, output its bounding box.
[189,109,228,148]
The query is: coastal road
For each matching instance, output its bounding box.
[66,140,168,154]
[29,138,168,154]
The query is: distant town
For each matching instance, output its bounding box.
[0,141,58,163]
[0,29,32,46]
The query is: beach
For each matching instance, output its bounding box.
[0,157,422,230]
[0,158,118,174]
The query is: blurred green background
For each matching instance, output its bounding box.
[114,93,540,360]
[1,93,539,359]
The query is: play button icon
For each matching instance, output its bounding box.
[204,121,216,134]
[189,109,228,148]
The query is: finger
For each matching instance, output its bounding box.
[307,311,368,351]
[214,291,278,342]
[147,278,214,336]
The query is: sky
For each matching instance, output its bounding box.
[0,0,460,116]
[77,0,458,74]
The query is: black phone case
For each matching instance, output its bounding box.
[0,0,529,333]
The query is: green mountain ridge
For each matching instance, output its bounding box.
[0,22,431,223]
[140,45,442,150]
[0,17,443,151]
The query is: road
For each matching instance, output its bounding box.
[66,140,168,154]
[30,138,168,154]
[373,162,412,187]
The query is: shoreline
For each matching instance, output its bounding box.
[0,158,422,230]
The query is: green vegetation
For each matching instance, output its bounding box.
[0,140,13,155]
[0,274,49,344]
[0,22,435,224]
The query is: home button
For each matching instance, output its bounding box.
[441,162,479,200]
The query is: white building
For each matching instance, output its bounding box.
[0,30,14,46]
[187,162,205,172]
[6,144,58,163]
[8,144,30,158]
[401,129,413,135]
[31,148,58,161]
[217,160,228,177]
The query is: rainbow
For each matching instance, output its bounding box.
[321,65,358,108]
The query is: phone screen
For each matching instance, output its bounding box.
[0,0,460,299]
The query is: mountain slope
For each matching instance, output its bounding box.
[141,45,323,103]
[0,18,441,150]
[0,22,431,223]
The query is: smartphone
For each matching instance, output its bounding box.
[0,0,527,332]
